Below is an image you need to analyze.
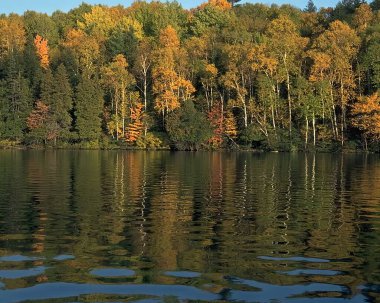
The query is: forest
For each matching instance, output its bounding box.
[1,0,380,151]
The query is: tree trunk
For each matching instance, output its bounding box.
[340,77,345,146]
[312,112,316,147]
[305,116,309,149]
[284,53,292,139]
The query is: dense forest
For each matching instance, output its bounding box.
[1,0,380,151]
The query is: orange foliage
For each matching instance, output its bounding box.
[198,0,232,11]
[351,92,380,139]
[27,101,49,130]
[159,25,180,48]
[208,104,224,147]
[126,103,144,143]
[34,35,49,69]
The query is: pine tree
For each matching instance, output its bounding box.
[74,76,104,141]
[0,58,33,139]
[40,69,54,106]
[52,64,73,139]
[305,0,317,12]
[227,0,241,7]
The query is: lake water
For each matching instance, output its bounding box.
[0,150,379,303]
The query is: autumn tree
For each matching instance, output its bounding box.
[208,102,224,147]
[126,103,145,143]
[221,43,253,129]
[26,100,55,143]
[152,26,195,123]
[0,15,26,58]
[63,29,100,75]
[265,15,308,138]
[353,3,374,32]
[351,92,380,149]
[34,35,49,69]
[102,54,136,140]
[224,110,238,140]
[311,20,360,145]
[134,38,153,112]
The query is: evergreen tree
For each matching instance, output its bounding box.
[0,71,32,140]
[40,68,54,105]
[166,101,212,150]
[228,0,241,7]
[52,64,73,139]
[305,0,317,13]
[370,0,380,11]
[74,76,104,141]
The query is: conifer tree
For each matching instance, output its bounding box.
[74,76,104,141]
[52,64,73,139]
[0,59,33,139]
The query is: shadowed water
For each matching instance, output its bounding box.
[0,150,379,303]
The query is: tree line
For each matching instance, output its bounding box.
[1,0,380,150]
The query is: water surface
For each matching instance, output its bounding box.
[0,151,379,302]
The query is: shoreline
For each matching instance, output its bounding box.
[0,143,376,154]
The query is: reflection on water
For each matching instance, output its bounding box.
[0,151,379,303]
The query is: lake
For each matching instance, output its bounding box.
[0,150,379,303]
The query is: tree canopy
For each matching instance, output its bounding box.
[1,0,380,151]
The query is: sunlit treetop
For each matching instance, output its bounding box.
[198,0,232,11]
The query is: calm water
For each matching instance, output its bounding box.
[0,151,379,303]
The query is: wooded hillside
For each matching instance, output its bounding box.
[1,0,380,151]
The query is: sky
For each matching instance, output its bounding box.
[0,0,339,15]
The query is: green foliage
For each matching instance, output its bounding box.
[166,101,212,150]
[136,132,164,149]
[0,65,33,140]
[52,64,73,138]
[129,2,188,38]
[74,76,104,141]
[23,11,59,45]
[305,0,317,13]
[189,5,231,36]
[240,124,267,147]
[362,24,380,92]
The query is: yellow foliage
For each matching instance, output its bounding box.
[353,3,374,32]
[63,29,100,72]
[0,16,26,56]
[224,110,238,139]
[308,51,332,82]
[78,5,117,38]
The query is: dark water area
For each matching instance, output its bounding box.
[0,150,379,303]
